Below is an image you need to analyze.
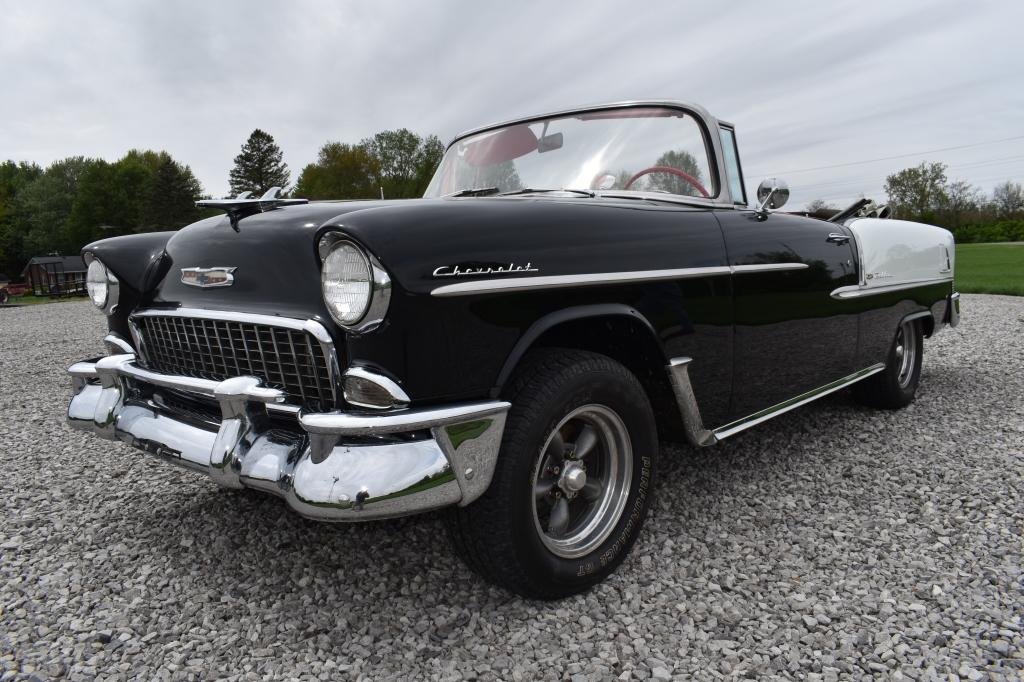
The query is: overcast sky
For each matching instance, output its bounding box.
[2,0,1022,208]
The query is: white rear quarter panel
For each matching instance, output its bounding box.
[845,218,954,288]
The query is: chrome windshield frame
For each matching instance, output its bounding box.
[437,100,740,209]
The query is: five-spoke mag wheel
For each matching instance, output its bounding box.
[445,349,657,599]
[531,405,632,559]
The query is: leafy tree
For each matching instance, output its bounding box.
[944,180,983,228]
[805,199,838,214]
[294,142,378,200]
[295,130,445,200]
[0,161,42,276]
[229,129,290,197]
[884,162,948,222]
[141,156,203,230]
[991,180,1024,216]
[16,157,94,257]
[646,150,706,196]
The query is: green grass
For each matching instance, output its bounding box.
[1,294,88,306]
[956,243,1024,296]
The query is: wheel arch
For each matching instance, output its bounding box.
[900,309,934,337]
[491,304,685,441]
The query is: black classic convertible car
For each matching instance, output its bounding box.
[68,100,959,598]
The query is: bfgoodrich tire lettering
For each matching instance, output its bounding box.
[445,349,658,599]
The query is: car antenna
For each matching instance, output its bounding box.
[196,187,308,232]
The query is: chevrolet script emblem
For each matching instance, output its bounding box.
[180,267,237,288]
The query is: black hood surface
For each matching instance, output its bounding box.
[149,196,720,320]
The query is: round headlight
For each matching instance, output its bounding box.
[86,259,110,309]
[321,241,372,325]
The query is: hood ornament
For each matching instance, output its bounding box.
[181,267,237,288]
[196,187,308,231]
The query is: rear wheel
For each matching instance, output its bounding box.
[854,318,922,409]
[445,349,657,599]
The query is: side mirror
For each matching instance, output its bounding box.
[755,178,789,220]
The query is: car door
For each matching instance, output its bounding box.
[714,210,860,422]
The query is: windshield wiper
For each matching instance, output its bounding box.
[445,187,501,197]
[499,187,596,198]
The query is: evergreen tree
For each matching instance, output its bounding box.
[141,157,203,230]
[229,129,290,196]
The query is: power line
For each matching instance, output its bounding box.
[743,134,1024,178]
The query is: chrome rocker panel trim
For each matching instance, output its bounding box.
[667,358,886,446]
[67,354,509,521]
[830,276,954,300]
[431,263,809,298]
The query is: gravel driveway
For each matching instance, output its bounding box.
[1,296,1021,681]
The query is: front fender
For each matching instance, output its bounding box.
[492,303,665,393]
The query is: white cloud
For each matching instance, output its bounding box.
[1,0,1021,207]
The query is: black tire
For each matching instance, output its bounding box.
[853,318,923,409]
[445,349,658,599]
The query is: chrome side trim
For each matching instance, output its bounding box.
[665,358,718,447]
[830,276,954,299]
[431,263,808,298]
[712,364,886,440]
[730,263,809,274]
[342,366,411,409]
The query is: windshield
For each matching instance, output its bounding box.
[424,106,718,201]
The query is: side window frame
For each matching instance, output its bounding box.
[718,125,747,207]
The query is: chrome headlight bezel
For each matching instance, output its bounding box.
[318,234,391,332]
[84,254,119,313]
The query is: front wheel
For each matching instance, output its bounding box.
[854,318,923,409]
[445,349,657,599]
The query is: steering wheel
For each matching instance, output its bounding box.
[623,166,710,198]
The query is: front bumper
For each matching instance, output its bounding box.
[67,354,509,521]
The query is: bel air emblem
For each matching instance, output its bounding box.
[181,267,237,288]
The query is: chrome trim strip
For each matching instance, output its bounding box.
[95,354,286,403]
[712,364,886,440]
[300,401,510,437]
[665,358,717,447]
[103,334,134,355]
[730,263,810,274]
[430,263,808,297]
[830,276,955,299]
[342,366,411,409]
[132,307,314,330]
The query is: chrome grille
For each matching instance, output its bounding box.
[132,313,336,410]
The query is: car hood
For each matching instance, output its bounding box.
[139,195,715,320]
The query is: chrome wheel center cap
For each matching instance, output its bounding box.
[560,464,587,494]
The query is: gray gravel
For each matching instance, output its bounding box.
[1,296,1022,681]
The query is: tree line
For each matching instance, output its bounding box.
[0,128,443,279]
[807,162,1024,243]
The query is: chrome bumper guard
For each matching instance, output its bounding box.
[947,291,960,327]
[67,354,509,521]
